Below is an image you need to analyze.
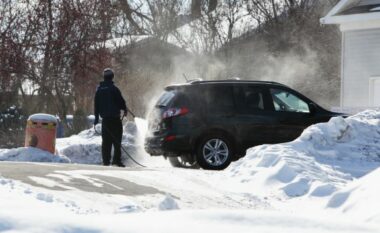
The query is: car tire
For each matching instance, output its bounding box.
[168,156,200,169]
[196,134,233,170]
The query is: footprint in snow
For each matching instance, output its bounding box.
[158,194,179,211]
[117,205,142,213]
[36,193,54,203]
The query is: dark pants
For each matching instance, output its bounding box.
[101,117,123,165]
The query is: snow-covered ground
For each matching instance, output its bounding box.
[0,147,70,163]
[0,110,380,232]
[0,120,151,166]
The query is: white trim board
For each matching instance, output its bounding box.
[323,0,360,19]
[321,0,380,25]
[369,77,380,106]
[340,32,346,107]
[340,19,380,31]
[321,11,380,25]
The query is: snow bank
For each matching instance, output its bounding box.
[228,110,380,198]
[327,167,380,222]
[0,147,70,163]
[56,122,138,165]
[0,119,159,166]
[0,121,138,165]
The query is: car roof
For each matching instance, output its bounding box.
[166,79,288,90]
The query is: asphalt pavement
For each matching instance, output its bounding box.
[0,162,164,196]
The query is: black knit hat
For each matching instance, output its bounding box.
[103,68,114,80]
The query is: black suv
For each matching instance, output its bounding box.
[145,80,343,170]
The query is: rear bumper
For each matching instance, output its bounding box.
[144,136,165,155]
[144,134,192,156]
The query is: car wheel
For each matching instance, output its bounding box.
[196,135,233,170]
[168,156,199,169]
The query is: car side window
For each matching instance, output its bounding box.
[270,88,310,113]
[205,86,235,113]
[234,86,268,113]
[243,87,265,110]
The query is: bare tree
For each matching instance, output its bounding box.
[221,0,248,43]
[0,1,26,108]
[0,1,115,123]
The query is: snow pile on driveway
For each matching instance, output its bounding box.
[0,119,162,166]
[327,167,380,222]
[56,121,138,165]
[0,147,70,163]
[0,121,138,165]
[228,110,380,198]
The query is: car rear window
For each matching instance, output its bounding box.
[156,91,176,107]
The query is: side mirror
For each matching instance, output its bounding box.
[309,103,317,115]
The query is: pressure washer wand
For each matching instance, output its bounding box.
[126,107,136,118]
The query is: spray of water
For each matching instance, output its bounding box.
[133,117,170,167]
[134,117,148,139]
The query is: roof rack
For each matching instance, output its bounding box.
[188,78,203,83]
[166,79,288,90]
[189,79,285,85]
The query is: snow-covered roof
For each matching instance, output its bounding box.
[103,36,151,49]
[321,0,380,25]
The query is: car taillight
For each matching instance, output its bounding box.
[164,135,176,142]
[162,107,189,119]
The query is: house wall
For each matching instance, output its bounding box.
[358,0,380,6]
[342,28,380,107]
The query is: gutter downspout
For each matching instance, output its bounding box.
[340,31,345,108]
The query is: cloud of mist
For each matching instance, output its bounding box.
[215,39,339,109]
[119,36,339,120]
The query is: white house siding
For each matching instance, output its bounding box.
[342,28,380,107]
[359,0,380,5]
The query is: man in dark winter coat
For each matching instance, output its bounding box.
[94,68,127,167]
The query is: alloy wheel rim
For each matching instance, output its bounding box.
[202,139,229,166]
